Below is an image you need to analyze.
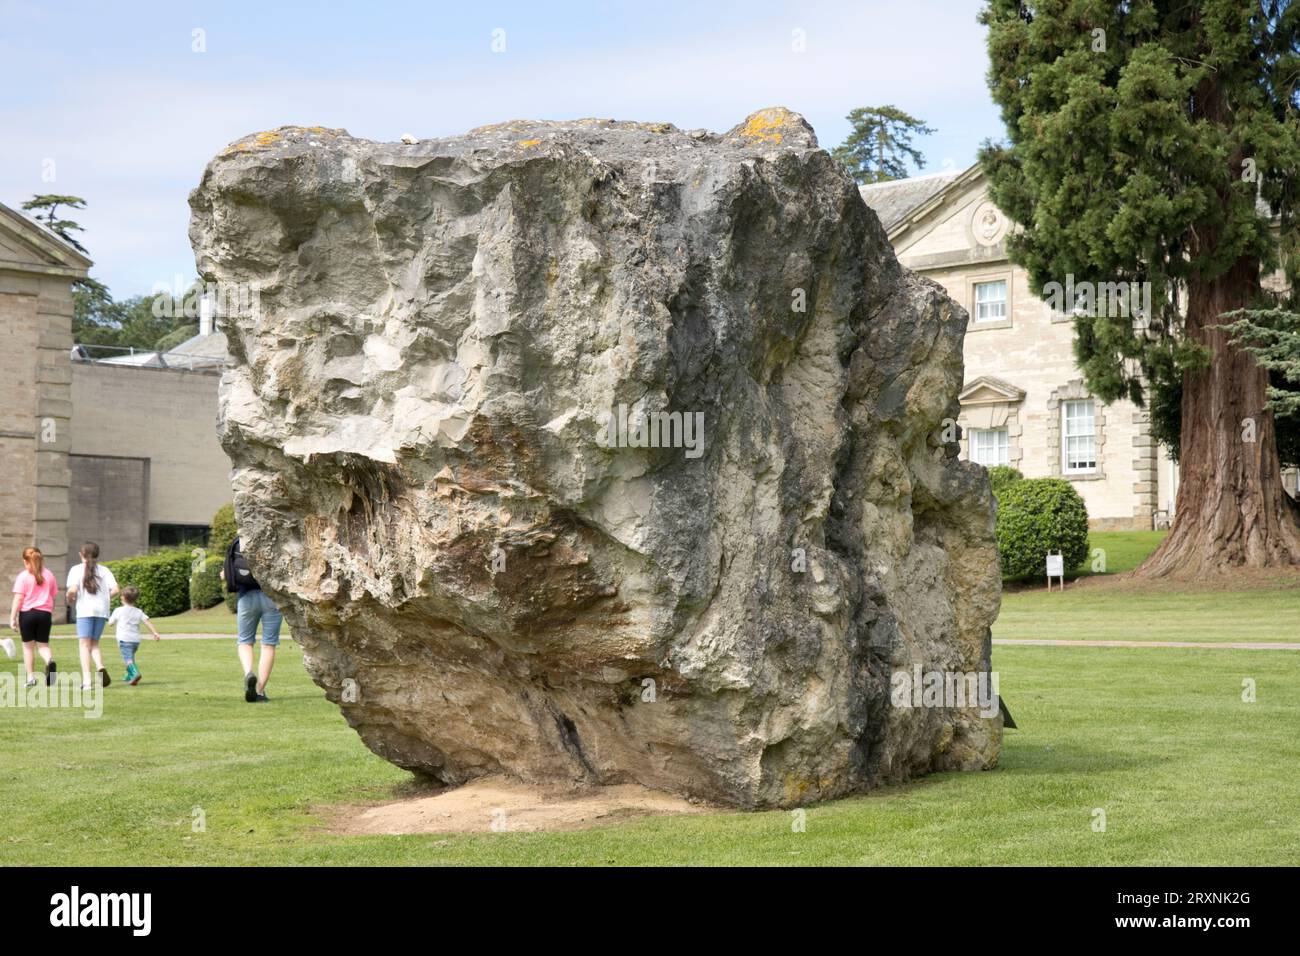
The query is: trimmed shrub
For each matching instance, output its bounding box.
[209,503,237,557]
[190,554,225,610]
[995,478,1089,578]
[987,465,1024,498]
[105,548,192,618]
[224,591,239,614]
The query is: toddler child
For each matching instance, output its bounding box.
[108,586,161,685]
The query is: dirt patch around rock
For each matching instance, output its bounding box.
[329,776,711,835]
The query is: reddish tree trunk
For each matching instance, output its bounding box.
[1138,258,1300,577]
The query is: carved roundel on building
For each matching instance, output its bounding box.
[971,200,1007,247]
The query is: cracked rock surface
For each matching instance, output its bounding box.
[190,107,1001,808]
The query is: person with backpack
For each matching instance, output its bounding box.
[66,541,118,689]
[222,535,282,703]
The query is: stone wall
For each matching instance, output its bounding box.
[0,269,75,607]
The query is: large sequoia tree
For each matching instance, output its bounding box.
[979,0,1300,576]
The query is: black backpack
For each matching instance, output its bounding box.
[226,539,260,593]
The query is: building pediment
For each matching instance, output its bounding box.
[861,163,988,244]
[959,375,1026,406]
[0,202,92,277]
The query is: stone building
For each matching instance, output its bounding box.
[862,166,1178,530]
[1,202,88,599]
[1,201,232,611]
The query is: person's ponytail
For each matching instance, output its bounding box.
[81,542,101,595]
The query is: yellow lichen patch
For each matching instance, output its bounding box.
[737,107,800,144]
[518,139,542,148]
[255,131,282,147]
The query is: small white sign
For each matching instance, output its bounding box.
[1045,553,1064,577]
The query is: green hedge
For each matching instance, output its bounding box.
[995,478,1090,578]
[224,590,239,614]
[104,548,193,618]
[987,465,1024,498]
[189,554,225,610]
[209,503,237,557]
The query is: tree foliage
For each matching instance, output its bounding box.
[978,0,1300,442]
[1226,307,1300,465]
[23,193,199,352]
[832,105,935,184]
[22,194,89,253]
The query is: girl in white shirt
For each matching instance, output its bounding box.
[65,541,119,689]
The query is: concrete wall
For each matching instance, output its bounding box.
[67,455,150,562]
[69,362,230,534]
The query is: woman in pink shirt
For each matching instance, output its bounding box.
[8,547,58,687]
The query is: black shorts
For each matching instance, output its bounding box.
[18,609,52,644]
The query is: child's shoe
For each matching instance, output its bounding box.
[45,660,56,686]
[128,663,141,686]
[24,676,38,688]
[99,668,111,687]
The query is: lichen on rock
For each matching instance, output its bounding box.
[189,108,1002,808]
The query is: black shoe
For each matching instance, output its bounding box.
[244,672,258,703]
[100,668,111,687]
[252,693,269,703]
[45,660,56,686]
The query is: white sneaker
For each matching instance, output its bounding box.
[0,637,14,659]
[24,677,37,688]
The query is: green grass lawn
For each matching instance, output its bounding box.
[49,602,239,637]
[995,580,1300,644]
[2,622,1297,865]
[996,530,1300,644]
[1075,530,1169,577]
[1003,530,1167,588]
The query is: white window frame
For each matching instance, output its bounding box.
[1061,399,1097,474]
[973,279,1008,323]
[969,427,1010,467]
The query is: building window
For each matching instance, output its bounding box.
[973,279,1008,322]
[149,523,210,549]
[970,427,1010,467]
[1062,400,1097,473]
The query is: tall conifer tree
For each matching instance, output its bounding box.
[980,0,1300,575]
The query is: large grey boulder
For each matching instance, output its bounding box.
[190,108,1002,808]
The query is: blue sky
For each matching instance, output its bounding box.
[1,0,1001,297]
